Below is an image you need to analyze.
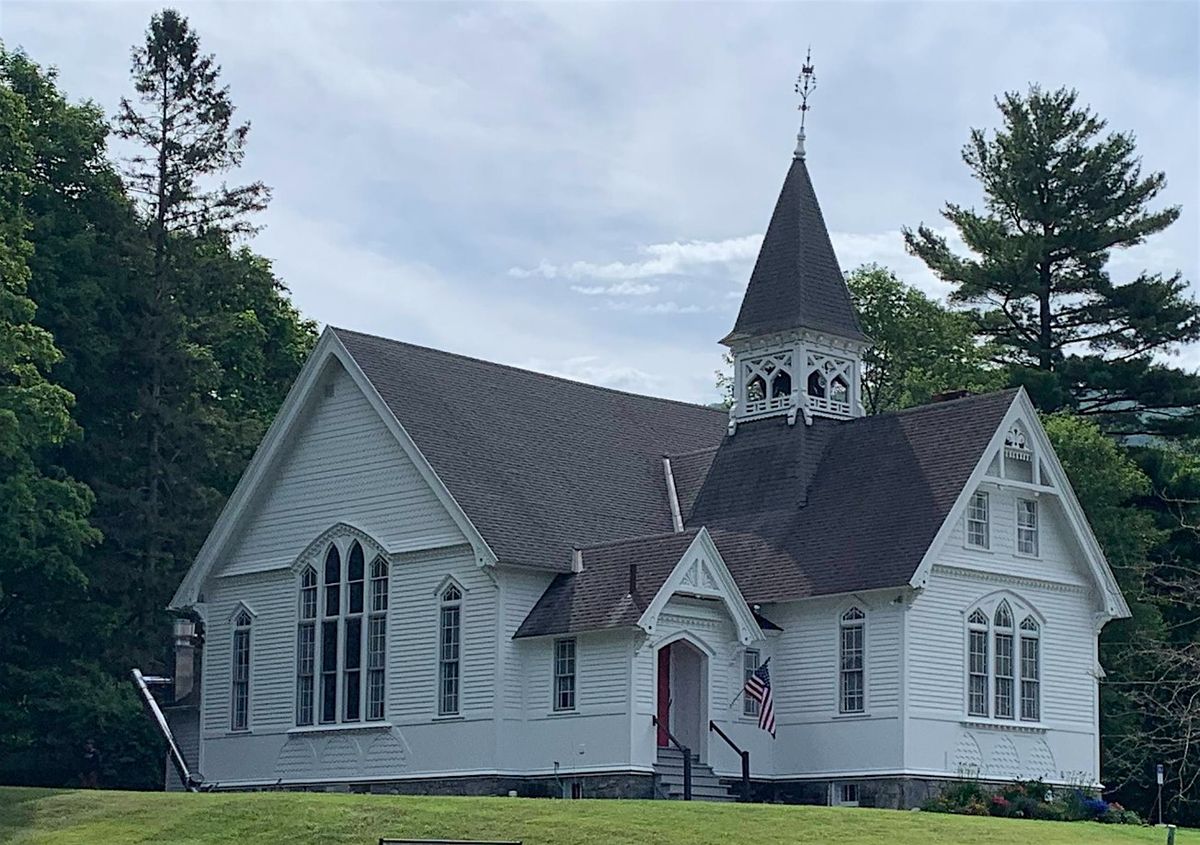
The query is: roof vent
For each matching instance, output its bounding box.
[931,389,974,403]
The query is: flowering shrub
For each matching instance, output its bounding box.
[922,779,1143,824]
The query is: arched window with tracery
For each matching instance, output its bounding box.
[296,535,389,726]
[965,597,1041,722]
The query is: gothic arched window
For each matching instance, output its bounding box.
[231,609,252,731]
[839,607,865,714]
[771,370,792,399]
[367,557,389,720]
[807,370,826,398]
[439,583,463,715]
[1019,617,1040,721]
[830,375,849,405]
[746,375,766,403]
[296,567,318,725]
[966,598,1041,722]
[967,609,988,717]
[993,602,1014,719]
[298,536,389,727]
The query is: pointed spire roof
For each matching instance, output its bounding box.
[722,156,867,345]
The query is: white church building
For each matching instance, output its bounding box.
[163,136,1129,807]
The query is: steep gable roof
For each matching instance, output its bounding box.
[334,328,728,572]
[723,157,867,345]
[517,390,1022,635]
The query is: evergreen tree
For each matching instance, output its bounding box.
[905,86,1200,436]
[846,264,1003,413]
[106,8,293,673]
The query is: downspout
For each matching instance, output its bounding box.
[131,668,203,791]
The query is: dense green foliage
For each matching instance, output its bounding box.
[0,16,313,790]
[2,787,1193,845]
[905,85,1200,437]
[846,264,1004,413]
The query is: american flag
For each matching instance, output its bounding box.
[744,658,776,737]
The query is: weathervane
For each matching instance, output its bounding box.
[794,47,816,159]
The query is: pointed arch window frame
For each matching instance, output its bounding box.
[230,603,254,732]
[437,577,465,717]
[964,595,1043,724]
[292,527,390,728]
[838,605,866,715]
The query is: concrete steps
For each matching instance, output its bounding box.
[653,748,736,802]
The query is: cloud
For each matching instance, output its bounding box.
[509,234,763,283]
[570,281,659,296]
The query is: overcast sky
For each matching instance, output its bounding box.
[4,1,1198,403]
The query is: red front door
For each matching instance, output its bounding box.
[656,644,671,747]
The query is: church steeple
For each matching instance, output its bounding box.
[723,59,869,431]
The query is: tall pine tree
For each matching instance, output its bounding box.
[905,86,1200,437]
[106,8,299,673]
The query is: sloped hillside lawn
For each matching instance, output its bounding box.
[0,787,1191,845]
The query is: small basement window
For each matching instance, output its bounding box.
[834,782,860,806]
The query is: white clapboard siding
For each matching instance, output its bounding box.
[387,546,498,720]
[499,568,556,715]
[940,485,1090,587]
[769,595,903,721]
[907,567,1098,728]
[217,361,464,578]
[203,569,299,736]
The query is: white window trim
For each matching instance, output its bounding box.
[553,637,577,713]
[299,537,389,728]
[964,596,1043,724]
[1016,497,1040,557]
[438,581,463,717]
[966,490,990,550]
[742,648,762,718]
[230,609,252,732]
[832,782,860,807]
[837,606,867,715]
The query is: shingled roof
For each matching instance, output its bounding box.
[722,157,867,345]
[334,328,727,572]
[515,390,1018,637]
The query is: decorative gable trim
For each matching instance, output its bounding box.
[170,328,497,610]
[433,574,467,599]
[227,600,258,624]
[637,528,763,646]
[283,522,387,576]
[909,389,1130,620]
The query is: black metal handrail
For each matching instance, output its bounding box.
[708,720,751,802]
[651,715,692,800]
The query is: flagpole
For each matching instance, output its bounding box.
[731,657,771,708]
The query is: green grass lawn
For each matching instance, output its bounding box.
[0,786,1191,845]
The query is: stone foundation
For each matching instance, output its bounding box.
[237,772,655,800]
